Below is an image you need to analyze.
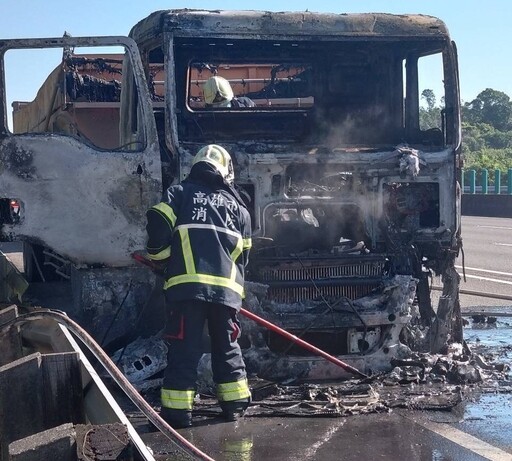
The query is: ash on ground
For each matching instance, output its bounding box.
[116,315,512,420]
[189,338,510,419]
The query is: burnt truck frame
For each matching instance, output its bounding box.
[0,10,462,377]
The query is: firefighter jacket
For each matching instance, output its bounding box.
[146,162,252,310]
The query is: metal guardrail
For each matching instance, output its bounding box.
[462,168,512,195]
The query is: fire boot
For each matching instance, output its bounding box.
[160,408,193,428]
[220,398,251,422]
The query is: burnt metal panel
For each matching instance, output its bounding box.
[130,10,450,42]
[0,36,162,266]
[250,255,386,303]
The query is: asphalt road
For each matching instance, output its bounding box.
[140,409,512,461]
[457,216,512,309]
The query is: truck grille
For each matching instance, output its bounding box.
[251,255,386,303]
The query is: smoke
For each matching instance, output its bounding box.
[314,104,394,147]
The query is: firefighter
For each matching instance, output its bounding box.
[145,144,252,428]
[203,75,256,108]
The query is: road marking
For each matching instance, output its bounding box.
[302,423,345,460]
[455,266,512,277]
[476,225,512,230]
[494,243,512,247]
[402,415,512,460]
[460,274,512,286]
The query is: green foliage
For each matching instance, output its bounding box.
[417,86,512,182]
[422,89,436,111]
[462,122,512,153]
[416,87,512,172]
[464,148,512,172]
[458,88,512,172]
[463,88,512,131]
[419,89,443,130]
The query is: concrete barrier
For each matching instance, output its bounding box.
[0,306,22,367]
[0,352,85,460]
[462,194,512,218]
[8,423,75,461]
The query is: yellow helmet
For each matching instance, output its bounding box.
[203,76,234,105]
[193,144,234,184]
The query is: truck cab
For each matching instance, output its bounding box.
[0,10,462,376]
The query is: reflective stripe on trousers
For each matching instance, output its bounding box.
[217,378,251,402]
[161,388,195,410]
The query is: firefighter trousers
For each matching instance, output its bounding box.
[161,298,250,411]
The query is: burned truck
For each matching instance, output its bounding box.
[0,10,462,377]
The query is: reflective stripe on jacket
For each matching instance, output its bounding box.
[146,163,251,310]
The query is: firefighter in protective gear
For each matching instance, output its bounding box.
[203,76,256,108]
[146,144,252,428]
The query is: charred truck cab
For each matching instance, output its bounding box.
[0,10,462,377]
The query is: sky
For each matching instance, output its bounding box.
[0,0,510,106]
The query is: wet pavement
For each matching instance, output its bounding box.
[140,412,496,461]
[138,406,510,460]
[460,393,512,454]
[457,316,512,457]
[134,316,512,461]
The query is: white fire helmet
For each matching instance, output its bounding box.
[203,76,234,105]
[193,144,234,184]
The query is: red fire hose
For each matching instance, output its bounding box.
[240,307,368,379]
[132,252,369,379]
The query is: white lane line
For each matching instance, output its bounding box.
[455,266,512,278]
[402,415,512,461]
[302,423,345,460]
[494,243,512,247]
[476,225,512,230]
[461,274,512,286]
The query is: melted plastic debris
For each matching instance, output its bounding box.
[191,380,462,418]
[111,335,167,384]
[118,317,512,420]
[188,341,510,418]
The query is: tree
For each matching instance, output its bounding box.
[463,88,512,131]
[420,88,512,172]
[419,89,442,130]
[464,147,512,174]
[462,122,512,153]
[422,89,436,111]
[461,88,512,174]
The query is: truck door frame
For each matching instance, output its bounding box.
[0,36,162,267]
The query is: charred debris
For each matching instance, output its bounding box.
[110,296,510,420]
